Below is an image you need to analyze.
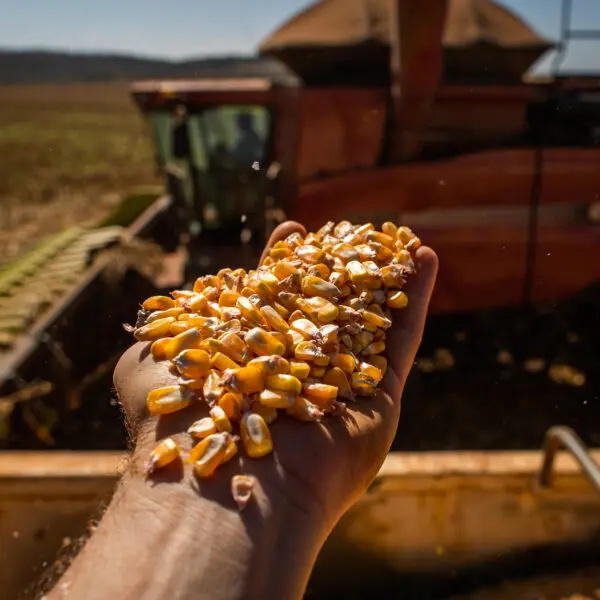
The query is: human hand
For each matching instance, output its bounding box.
[48,221,437,600]
[114,220,438,529]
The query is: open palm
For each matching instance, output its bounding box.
[114,221,438,530]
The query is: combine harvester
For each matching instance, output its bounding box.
[3,0,600,597]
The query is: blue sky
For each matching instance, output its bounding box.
[1,0,599,72]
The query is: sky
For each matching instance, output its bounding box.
[1,0,600,73]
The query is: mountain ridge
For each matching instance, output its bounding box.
[0,49,297,84]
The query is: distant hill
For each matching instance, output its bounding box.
[0,50,298,84]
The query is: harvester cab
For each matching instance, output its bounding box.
[130,80,286,276]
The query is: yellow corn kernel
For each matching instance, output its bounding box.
[241,412,273,458]
[363,310,392,330]
[188,417,217,439]
[340,333,353,349]
[260,305,289,334]
[290,360,311,380]
[330,351,357,373]
[288,308,305,323]
[245,327,286,356]
[338,284,352,297]
[185,293,207,313]
[287,396,324,421]
[362,340,386,356]
[218,317,242,333]
[301,275,340,299]
[223,438,239,464]
[203,370,224,405]
[334,220,354,238]
[369,241,394,261]
[387,290,408,309]
[145,437,180,475]
[253,271,280,298]
[304,232,321,246]
[313,354,331,367]
[169,321,190,336]
[146,307,185,323]
[294,340,326,361]
[199,338,221,355]
[192,278,206,293]
[146,386,193,415]
[331,242,359,263]
[396,225,416,245]
[143,295,175,311]
[266,374,302,395]
[272,301,291,320]
[365,355,388,376]
[218,289,240,307]
[211,351,240,372]
[291,318,323,342]
[305,297,339,324]
[236,296,267,327]
[172,348,211,379]
[302,382,338,401]
[336,305,360,322]
[210,406,232,433]
[150,338,170,361]
[277,291,300,311]
[171,289,196,302]
[217,332,251,363]
[189,432,231,478]
[254,403,278,424]
[307,263,331,280]
[223,365,265,394]
[354,243,377,262]
[270,246,292,260]
[319,323,339,345]
[178,377,205,393]
[134,317,176,341]
[351,372,378,396]
[218,392,242,421]
[382,221,398,238]
[286,328,305,349]
[355,330,374,350]
[358,361,384,383]
[296,245,325,264]
[259,388,296,409]
[309,366,327,378]
[248,355,290,376]
[272,260,299,280]
[363,321,378,333]
[323,367,355,401]
[203,301,220,319]
[367,230,395,248]
[164,328,202,360]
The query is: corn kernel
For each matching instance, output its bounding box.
[164,328,202,360]
[223,365,265,394]
[143,295,175,311]
[259,388,296,409]
[203,370,224,405]
[241,412,273,458]
[188,417,217,439]
[266,374,302,395]
[210,406,232,433]
[211,351,240,371]
[260,305,290,334]
[173,349,211,379]
[134,317,176,341]
[150,338,171,361]
[146,386,193,415]
[302,382,338,401]
[290,360,311,380]
[189,432,232,477]
[287,396,324,421]
[323,367,355,401]
[145,438,180,474]
[218,392,243,420]
[387,290,408,309]
[146,307,185,323]
[245,327,286,356]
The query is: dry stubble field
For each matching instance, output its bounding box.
[0,83,159,263]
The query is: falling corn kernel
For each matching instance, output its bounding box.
[145,438,180,475]
[131,220,421,482]
[231,474,256,511]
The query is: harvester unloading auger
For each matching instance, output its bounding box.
[3,1,600,598]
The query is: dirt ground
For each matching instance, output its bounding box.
[0,83,158,264]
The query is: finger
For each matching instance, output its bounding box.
[386,246,438,387]
[259,221,306,265]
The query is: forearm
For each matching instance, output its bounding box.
[47,430,325,600]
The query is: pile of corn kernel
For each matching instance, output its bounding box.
[132,221,420,492]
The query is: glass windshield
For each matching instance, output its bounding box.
[147,104,271,229]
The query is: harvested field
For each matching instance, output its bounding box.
[0,83,159,264]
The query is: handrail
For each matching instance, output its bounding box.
[537,425,600,494]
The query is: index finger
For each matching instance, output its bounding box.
[386,246,438,386]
